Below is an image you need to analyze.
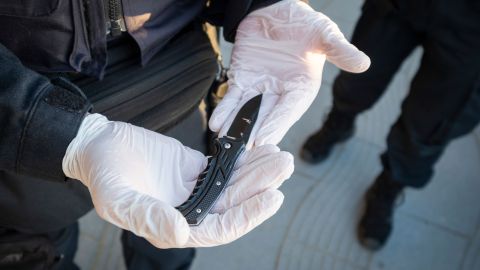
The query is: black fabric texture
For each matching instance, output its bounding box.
[331,0,480,187]
[72,27,217,133]
[0,0,105,77]
[16,78,91,181]
[122,0,205,67]
[0,223,80,270]
[0,232,56,270]
[122,229,196,270]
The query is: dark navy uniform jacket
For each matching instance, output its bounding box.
[0,0,279,233]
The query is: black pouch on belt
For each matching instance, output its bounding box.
[0,230,56,270]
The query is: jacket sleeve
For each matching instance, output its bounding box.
[0,43,92,182]
[204,0,282,42]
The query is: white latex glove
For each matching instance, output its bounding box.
[209,0,371,147]
[63,113,294,248]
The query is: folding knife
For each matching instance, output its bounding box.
[176,94,263,226]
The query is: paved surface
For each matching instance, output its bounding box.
[75,0,480,269]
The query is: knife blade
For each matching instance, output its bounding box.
[176,94,263,226]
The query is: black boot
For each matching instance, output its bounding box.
[358,171,405,250]
[300,108,355,163]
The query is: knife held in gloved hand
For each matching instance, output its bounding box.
[176,94,263,226]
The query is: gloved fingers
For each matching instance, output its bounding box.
[92,182,190,249]
[255,89,316,146]
[184,189,284,247]
[312,12,370,73]
[212,150,293,213]
[209,85,243,133]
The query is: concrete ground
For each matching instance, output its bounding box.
[74,0,480,269]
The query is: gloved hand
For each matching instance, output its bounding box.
[209,0,371,147]
[63,113,294,248]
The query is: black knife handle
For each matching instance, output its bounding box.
[176,136,245,226]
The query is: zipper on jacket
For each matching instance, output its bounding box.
[107,0,126,36]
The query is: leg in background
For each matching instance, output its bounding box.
[301,1,420,163]
[359,3,480,249]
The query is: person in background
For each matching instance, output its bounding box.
[301,0,480,250]
[0,0,370,269]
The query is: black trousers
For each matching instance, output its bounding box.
[332,0,480,187]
